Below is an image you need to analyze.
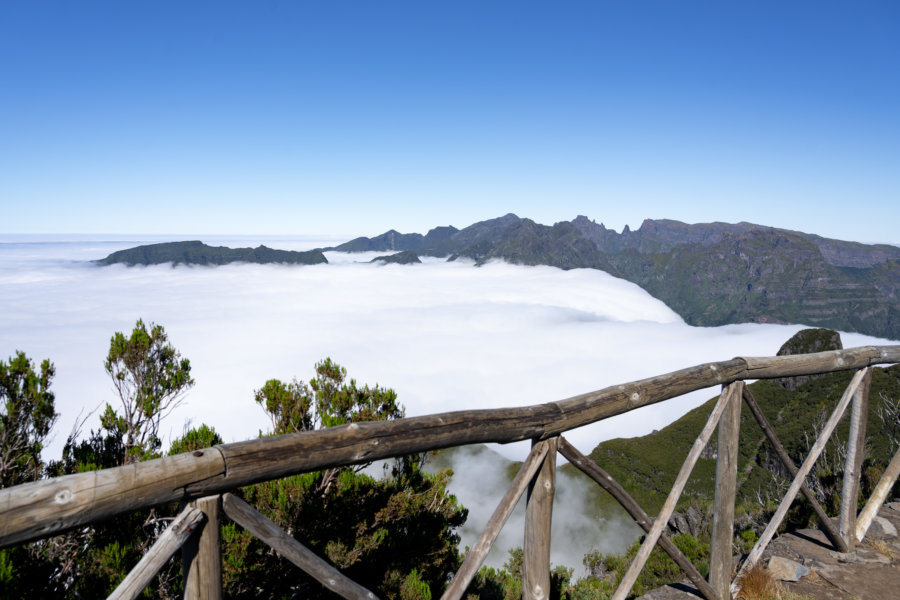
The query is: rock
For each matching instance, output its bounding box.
[766,556,810,582]
[871,516,898,537]
[668,511,690,537]
[685,506,705,537]
[774,329,843,390]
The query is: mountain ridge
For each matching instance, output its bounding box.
[96,215,900,339]
[329,214,900,339]
[95,240,328,266]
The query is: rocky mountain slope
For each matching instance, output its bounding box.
[332,215,900,339]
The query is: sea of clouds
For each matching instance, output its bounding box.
[2,234,895,573]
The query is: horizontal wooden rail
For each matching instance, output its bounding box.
[2,345,898,549]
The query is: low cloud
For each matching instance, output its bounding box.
[1,237,891,460]
[2,236,893,571]
[427,445,642,573]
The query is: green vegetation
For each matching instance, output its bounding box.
[97,240,328,266]
[462,535,708,600]
[0,352,57,488]
[2,326,898,599]
[1,324,465,599]
[105,319,195,463]
[226,358,466,599]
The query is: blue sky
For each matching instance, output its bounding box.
[2,1,898,242]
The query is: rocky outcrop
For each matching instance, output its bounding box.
[774,328,844,390]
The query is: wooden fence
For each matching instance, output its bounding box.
[2,345,900,600]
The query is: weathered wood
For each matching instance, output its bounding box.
[524,437,557,600]
[182,495,222,600]
[2,345,898,549]
[108,506,205,600]
[0,448,225,548]
[611,384,733,600]
[558,438,718,600]
[839,367,872,550]
[709,382,742,600]
[742,387,847,552]
[740,347,886,379]
[441,441,550,600]
[222,493,378,600]
[217,347,891,491]
[732,368,867,594]
[855,444,900,543]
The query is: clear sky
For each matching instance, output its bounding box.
[2,1,898,243]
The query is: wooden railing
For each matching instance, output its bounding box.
[2,345,900,600]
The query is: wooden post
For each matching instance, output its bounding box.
[523,437,557,600]
[839,367,872,550]
[742,387,847,552]
[442,441,550,600]
[108,506,205,600]
[709,382,742,600]
[182,495,222,600]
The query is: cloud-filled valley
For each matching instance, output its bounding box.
[2,235,895,572]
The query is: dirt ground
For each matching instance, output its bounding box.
[636,501,900,600]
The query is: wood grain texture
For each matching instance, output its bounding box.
[855,444,900,543]
[108,506,205,600]
[2,346,898,549]
[558,438,718,600]
[222,493,377,600]
[0,448,224,548]
[709,382,742,600]
[524,437,557,600]
[182,495,222,600]
[839,367,872,550]
[740,347,882,379]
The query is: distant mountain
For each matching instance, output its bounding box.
[96,240,328,266]
[325,225,459,253]
[338,214,900,339]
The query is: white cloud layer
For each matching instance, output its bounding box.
[2,236,895,570]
